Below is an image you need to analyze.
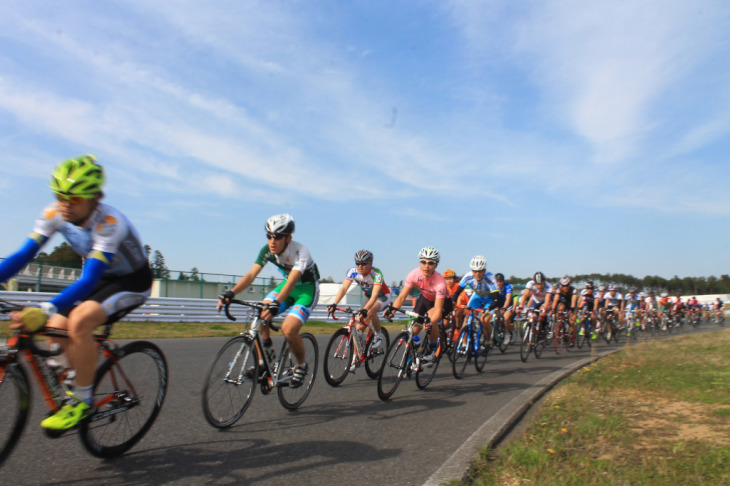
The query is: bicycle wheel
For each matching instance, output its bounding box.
[496,318,508,354]
[553,321,562,355]
[0,361,30,467]
[474,330,490,373]
[277,333,318,410]
[378,332,410,401]
[323,328,353,387]
[200,336,257,428]
[365,327,390,379]
[520,323,531,363]
[534,324,545,359]
[415,337,440,390]
[80,341,167,458]
[452,329,471,379]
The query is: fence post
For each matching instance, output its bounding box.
[36,261,43,292]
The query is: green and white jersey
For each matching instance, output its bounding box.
[344,266,391,298]
[255,241,319,284]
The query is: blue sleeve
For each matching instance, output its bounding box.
[49,253,111,312]
[0,237,44,283]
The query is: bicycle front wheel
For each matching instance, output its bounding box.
[520,324,531,363]
[377,332,409,401]
[0,361,30,467]
[277,333,318,410]
[80,341,168,458]
[474,331,490,373]
[415,337,441,390]
[452,330,470,379]
[200,335,257,429]
[323,328,353,387]
[365,328,390,379]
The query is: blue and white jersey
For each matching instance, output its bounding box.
[458,271,497,298]
[495,282,514,305]
[624,293,641,310]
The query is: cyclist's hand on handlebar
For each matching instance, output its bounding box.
[218,290,235,310]
[358,308,368,318]
[327,304,337,315]
[383,304,396,321]
[260,301,281,321]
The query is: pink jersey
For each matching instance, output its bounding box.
[404,268,448,302]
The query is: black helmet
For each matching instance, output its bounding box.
[495,273,505,282]
[533,271,545,284]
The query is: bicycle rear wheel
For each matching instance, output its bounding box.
[497,320,509,354]
[534,324,546,359]
[365,328,390,379]
[378,332,409,401]
[553,321,562,355]
[452,329,471,378]
[277,333,318,410]
[200,335,257,428]
[415,337,441,390]
[0,361,30,467]
[323,328,353,387]
[80,341,168,457]
[474,330,490,373]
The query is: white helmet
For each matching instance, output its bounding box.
[470,255,487,272]
[418,246,440,262]
[265,214,295,235]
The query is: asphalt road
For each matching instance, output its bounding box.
[1,326,711,485]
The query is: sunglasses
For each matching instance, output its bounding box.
[266,233,286,241]
[355,261,372,266]
[55,193,92,205]
[419,260,437,266]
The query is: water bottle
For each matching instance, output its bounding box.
[412,334,421,350]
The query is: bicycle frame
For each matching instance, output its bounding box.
[456,308,484,358]
[330,307,377,365]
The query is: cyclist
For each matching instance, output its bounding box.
[604,284,624,334]
[714,298,725,321]
[594,285,609,334]
[672,295,686,327]
[384,247,451,362]
[442,269,465,341]
[519,271,554,338]
[577,281,596,336]
[658,292,672,326]
[623,288,642,333]
[450,256,499,344]
[328,249,389,349]
[491,273,515,344]
[551,276,578,341]
[643,291,659,328]
[686,296,701,322]
[0,155,152,430]
[219,214,319,387]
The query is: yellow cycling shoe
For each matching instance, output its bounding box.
[41,396,93,431]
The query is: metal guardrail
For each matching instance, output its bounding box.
[0,291,373,323]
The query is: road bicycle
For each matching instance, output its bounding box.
[451,308,492,379]
[519,308,547,363]
[201,299,319,428]
[323,306,390,386]
[0,299,168,466]
[597,309,620,344]
[575,308,593,349]
[625,308,644,342]
[490,308,510,354]
[550,310,573,354]
[377,307,445,401]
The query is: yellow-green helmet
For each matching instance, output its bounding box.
[50,155,104,197]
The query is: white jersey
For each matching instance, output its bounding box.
[32,202,148,277]
[526,280,553,304]
[605,292,623,307]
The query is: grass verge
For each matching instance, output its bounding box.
[460,328,730,485]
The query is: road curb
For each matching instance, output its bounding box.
[423,351,612,486]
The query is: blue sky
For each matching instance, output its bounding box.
[1,0,728,286]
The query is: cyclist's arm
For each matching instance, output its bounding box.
[390,284,412,310]
[0,235,47,283]
[570,293,578,310]
[519,289,531,307]
[229,263,264,295]
[503,292,513,310]
[363,283,382,311]
[48,251,111,313]
[429,295,445,322]
[331,278,353,306]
